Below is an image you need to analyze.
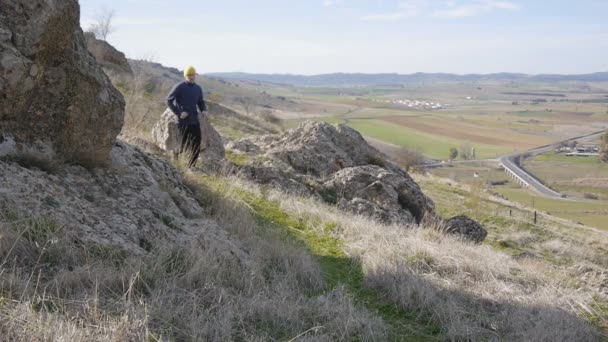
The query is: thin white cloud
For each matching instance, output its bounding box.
[434,0,520,18]
[359,0,519,21]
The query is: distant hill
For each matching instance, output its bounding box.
[207,71,608,87]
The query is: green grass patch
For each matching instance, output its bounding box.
[494,188,608,231]
[533,152,601,164]
[225,150,252,166]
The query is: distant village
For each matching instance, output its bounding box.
[370,98,444,110]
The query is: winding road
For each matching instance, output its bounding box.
[423,130,606,199]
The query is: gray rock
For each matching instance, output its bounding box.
[0,0,124,166]
[84,32,133,74]
[0,139,245,259]
[322,165,434,225]
[235,121,395,177]
[443,215,488,243]
[152,108,225,164]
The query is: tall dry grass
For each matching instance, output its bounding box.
[217,174,605,341]
[0,185,386,341]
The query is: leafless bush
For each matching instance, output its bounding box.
[87,8,116,41]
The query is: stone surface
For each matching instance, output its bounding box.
[0,139,244,259]
[0,0,124,165]
[225,121,436,225]
[152,108,225,164]
[84,32,133,74]
[322,165,434,225]
[230,121,397,177]
[443,215,488,243]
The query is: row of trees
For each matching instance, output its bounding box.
[601,131,608,163]
[448,143,476,161]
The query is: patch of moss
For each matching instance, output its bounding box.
[225,150,252,166]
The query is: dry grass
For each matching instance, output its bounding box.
[0,184,386,341]
[215,174,606,341]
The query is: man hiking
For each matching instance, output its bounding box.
[166,66,207,168]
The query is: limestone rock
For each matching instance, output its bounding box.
[322,165,434,225]
[231,121,394,177]
[0,139,244,259]
[152,108,225,163]
[0,0,125,165]
[84,32,133,74]
[443,215,488,243]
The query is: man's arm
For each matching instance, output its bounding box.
[197,87,208,113]
[166,83,181,116]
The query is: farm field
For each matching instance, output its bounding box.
[268,81,608,161]
[523,153,608,200]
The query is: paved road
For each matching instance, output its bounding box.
[498,130,605,198]
[421,130,606,199]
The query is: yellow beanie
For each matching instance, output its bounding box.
[184,66,196,77]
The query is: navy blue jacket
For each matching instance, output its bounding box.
[166,81,207,126]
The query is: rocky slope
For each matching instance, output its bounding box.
[84,32,132,75]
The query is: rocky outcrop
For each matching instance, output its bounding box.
[84,32,133,74]
[226,121,435,225]
[152,108,225,164]
[0,139,243,257]
[229,121,399,177]
[0,0,124,165]
[442,215,488,243]
[322,165,434,225]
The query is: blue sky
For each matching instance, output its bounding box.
[79,0,608,75]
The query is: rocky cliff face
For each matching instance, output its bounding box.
[0,0,124,165]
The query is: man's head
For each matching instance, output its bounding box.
[184,66,196,83]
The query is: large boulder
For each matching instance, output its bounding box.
[226,121,437,225]
[84,32,132,74]
[152,108,225,164]
[230,121,395,177]
[442,215,488,243]
[0,0,124,165]
[322,165,434,225]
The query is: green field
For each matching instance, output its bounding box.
[344,119,511,159]
[532,151,601,164]
[494,187,608,230]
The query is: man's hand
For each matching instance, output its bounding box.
[180,111,189,119]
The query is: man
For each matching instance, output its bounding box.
[166,66,207,168]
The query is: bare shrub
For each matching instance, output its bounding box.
[87,8,116,41]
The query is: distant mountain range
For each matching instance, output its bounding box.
[206,72,608,87]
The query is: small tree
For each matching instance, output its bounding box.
[237,97,257,116]
[449,147,458,161]
[88,8,116,41]
[459,142,472,160]
[396,147,425,172]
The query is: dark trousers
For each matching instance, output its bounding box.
[179,124,202,168]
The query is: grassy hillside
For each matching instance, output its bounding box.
[108,60,283,141]
[2,156,606,339]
